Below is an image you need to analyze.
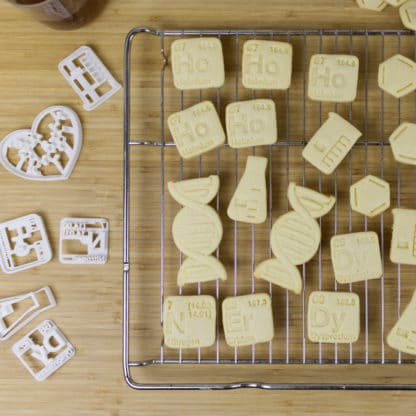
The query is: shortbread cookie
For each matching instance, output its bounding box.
[171,37,225,90]
[163,295,216,349]
[385,0,408,6]
[168,101,225,159]
[400,1,416,30]
[308,291,360,344]
[302,112,362,175]
[390,208,416,265]
[356,0,388,11]
[226,99,277,148]
[308,54,359,102]
[387,290,416,355]
[389,122,416,165]
[227,156,268,224]
[331,232,382,284]
[222,293,274,347]
[242,40,293,90]
[350,175,390,217]
[378,54,416,98]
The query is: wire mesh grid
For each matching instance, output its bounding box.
[123,28,416,389]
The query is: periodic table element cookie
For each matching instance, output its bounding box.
[308,291,360,344]
[390,209,416,265]
[12,320,75,381]
[227,156,268,224]
[356,0,388,11]
[171,38,225,90]
[387,290,416,355]
[308,54,359,102]
[389,123,416,165]
[302,112,362,175]
[242,40,293,90]
[350,175,390,218]
[0,214,52,274]
[331,232,382,284]
[58,46,121,111]
[168,101,225,159]
[378,54,416,98]
[222,293,274,347]
[400,0,416,30]
[163,295,216,349]
[226,99,277,149]
[59,218,109,265]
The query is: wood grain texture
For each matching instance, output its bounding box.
[1,1,416,415]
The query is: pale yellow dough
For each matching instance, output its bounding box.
[227,156,268,224]
[389,122,416,165]
[390,209,416,265]
[171,37,225,90]
[242,40,293,90]
[226,99,277,148]
[385,0,408,6]
[400,1,416,30]
[168,101,225,159]
[331,231,382,284]
[163,295,216,349]
[378,54,416,98]
[350,175,390,217]
[222,293,274,347]
[308,54,359,102]
[387,290,416,355]
[302,112,362,175]
[356,0,388,11]
[308,291,360,344]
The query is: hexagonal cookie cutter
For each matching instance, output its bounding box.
[0,287,56,341]
[0,214,52,274]
[58,46,121,111]
[12,320,75,382]
[0,106,82,181]
[59,217,109,264]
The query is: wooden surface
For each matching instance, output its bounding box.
[1,0,416,414]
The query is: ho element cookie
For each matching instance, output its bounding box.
[390,209,416,265]
[222,293,274,347]
[302,112,362,175]
[226,99,277,148]
[163,295,216,349]
[308,291,360,344]
[387,290,416,355]
[242,40,293,90]
[389,122,416,165]
[356,0,388,11]
[378,54,416,98]
[168,101,225,159]
[350,175,390,218]
[171,37,225,90]
[308,54,359,102]
[331,231,382,284]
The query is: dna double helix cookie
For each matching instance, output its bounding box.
[254,183,335,294]
[168,175,226,287]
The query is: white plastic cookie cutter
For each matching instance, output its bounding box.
[59,217,109,264]
[58,46,121,111]
[13,320,75,382]
[0,213,52,274]
[0,286,56,341]
[0,105,82,181]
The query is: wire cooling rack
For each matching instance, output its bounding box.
[123,27,416,390]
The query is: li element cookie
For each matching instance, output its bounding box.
[171,37,225,90]
[308,291,360,344]
[308,54,359,102]
[163,295,216,349]
[242,40,293,90]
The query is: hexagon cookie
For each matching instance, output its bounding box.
[400,1,416,31]
[350,175,390,218]
[389,122,416,165]
[378,54,416,98]
[356,0,388,11]
[385,0,407,6]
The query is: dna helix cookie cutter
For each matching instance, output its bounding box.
[168,175,227,287]
[254,182,335,294]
